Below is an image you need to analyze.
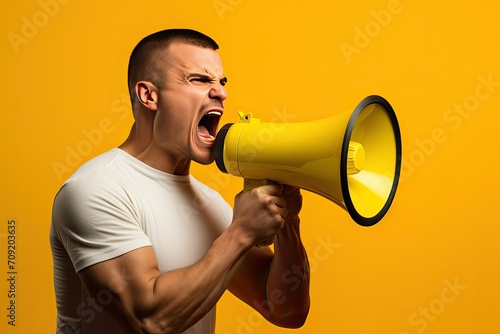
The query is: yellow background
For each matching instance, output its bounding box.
[1,0,499,333]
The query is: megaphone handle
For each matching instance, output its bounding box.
[243,179,278,248]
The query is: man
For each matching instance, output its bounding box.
[50,29,310,334]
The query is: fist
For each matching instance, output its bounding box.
[232,184,288,245]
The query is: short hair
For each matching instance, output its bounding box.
[127,29,219,98]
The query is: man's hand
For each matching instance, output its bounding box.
[280,185,302,222]
[232,184,288,246]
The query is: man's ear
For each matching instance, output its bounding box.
[135,81,158,111]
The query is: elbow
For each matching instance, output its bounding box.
[124,315,162,334]
[137,319,167,334]
[132,314,183,334]
[268,303,310,329]
[280,310,309,329]
[136,319,179,334]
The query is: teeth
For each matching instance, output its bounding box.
[206,111,222,116]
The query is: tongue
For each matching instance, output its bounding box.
[198,125,212,139]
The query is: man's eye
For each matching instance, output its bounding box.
[190,76,215,85]
[190,78,205,83]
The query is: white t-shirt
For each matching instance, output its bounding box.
[50,148,233,334]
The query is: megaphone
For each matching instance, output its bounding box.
[213,95,402,227]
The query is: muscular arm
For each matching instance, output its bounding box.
[80,223,251,334]
[229,187,310,328]
[78,184,288,334]
[267,215,310,324]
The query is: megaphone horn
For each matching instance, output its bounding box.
[213,95,402,227]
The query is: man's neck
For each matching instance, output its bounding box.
[119,123,151,157]
[120,126,191,175]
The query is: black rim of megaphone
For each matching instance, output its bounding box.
[214,123,234,174]
[340,95,402,227]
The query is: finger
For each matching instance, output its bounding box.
[277,207,288,219]
[259,183,283,196]
[281,185,300,196]
[274,196,287,208]
[279,218,285,230]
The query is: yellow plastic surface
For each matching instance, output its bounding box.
[221,101,398,221]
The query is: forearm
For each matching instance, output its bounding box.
[133,224,253,333]
[265,216,310,326]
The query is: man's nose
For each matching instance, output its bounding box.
[209,83,227,102]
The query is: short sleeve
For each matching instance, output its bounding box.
[51,174,152,272]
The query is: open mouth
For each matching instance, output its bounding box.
[197,110,222,144]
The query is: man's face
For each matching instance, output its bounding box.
[153,42,227,167]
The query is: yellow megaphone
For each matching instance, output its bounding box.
[213,95,402,227]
